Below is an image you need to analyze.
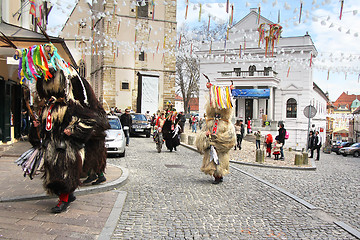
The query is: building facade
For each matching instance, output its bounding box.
[89,0,176,114]
[196,9,327,150]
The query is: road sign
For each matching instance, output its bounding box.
[304,105,317,118]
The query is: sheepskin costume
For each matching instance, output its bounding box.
[195,82,236,183]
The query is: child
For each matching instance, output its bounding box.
[265,134,273,157]
[273,139,282,160]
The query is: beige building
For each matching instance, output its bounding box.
[90,0,177,114]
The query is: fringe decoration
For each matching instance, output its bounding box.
[209,85,233,109]
[15,148,43,180]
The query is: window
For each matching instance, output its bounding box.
[249,65,256,76]
[121,82,129,90]
[286,98,297,118]
[264,67,272,76]
[137,0,148,17]
[234,68,241,76]
[139,51,145,61]
[79,60,86,78]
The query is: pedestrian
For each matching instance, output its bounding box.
[145,110,151,121]
[178,111,186,132]
[278,123,286,160]
[191,115,197,133]
[265,134,273,157]
[314,131,322,161]
[188,116,192,130]
[234,120,244,150]
[273,139,282,160]
[120,108,132,146]
[308,131,315,158]
[254,130,261,149]
[162,110,181,152]
[199,118,204,130]
[21,109,28,136]
[247,118,252,134]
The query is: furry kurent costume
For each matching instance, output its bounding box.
[195,79,236,184]
[15,44,109,213]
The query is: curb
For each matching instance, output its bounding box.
[0,164,129,203]
[180,142,317,171]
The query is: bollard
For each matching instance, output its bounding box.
[294,153,303,165]
[302,152,309,165]
[256,149,264,163]
[188,135,195,145]
[180,133,187,143]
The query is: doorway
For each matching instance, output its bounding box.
[245,99,253,120]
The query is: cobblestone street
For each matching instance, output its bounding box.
[107,136,359,239]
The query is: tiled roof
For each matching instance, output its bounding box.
[333,92,360,109]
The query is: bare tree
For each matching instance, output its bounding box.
[176,21,228,114]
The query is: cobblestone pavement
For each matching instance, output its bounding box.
[239,152,360,231]
[108,137,357,239]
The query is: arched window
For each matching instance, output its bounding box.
[79,60,86,79]
[286,98,297,118]
[249,65,256,76]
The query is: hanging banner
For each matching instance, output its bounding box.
[231,89,270,99]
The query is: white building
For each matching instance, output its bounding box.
[196,9,327,150]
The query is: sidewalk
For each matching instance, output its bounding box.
[180,122,316,170]
[0,140,128,240]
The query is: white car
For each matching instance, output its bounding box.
[105,115,126,157]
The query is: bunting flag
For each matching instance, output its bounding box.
[117,21,121,34]
[327,70,330,80]
[198,3,202,22]
[278,10,281,23]
[208,16,211,32]
[209,40,212,54]
[190,43,193,55]
[340,0,344,20]
[156,41,159,53]
[258,7,261,24]
[226,0,229,13]
[185,0,189,19]
[29,0,36,17]
[229,4,234,26]
[299,3,303,23]
[151,0,155,20]
[178,34,182,49]
[287,66,290,77]
[163,35,166,48]
[239,44,242,58]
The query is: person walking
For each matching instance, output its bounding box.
[314,131,322,161]
[234,120,245,150]
[254,130,261,149]
[308,131,315,158]
[278,123,286,160]
[191,115,197,133]
[120,108,132,146]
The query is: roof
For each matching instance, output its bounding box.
[333,92,360,110]
[313,82,329,101]
[0,21,76,66]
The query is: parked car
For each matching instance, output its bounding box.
[331,142,354,155]
[130,113,151,138]
[105,115,126,157]
[339,143,360,157]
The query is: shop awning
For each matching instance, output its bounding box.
[0,21,76,66]
[232,88,270,99]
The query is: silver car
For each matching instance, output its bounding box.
[105,115,126,157]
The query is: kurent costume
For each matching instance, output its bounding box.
[195,78,236,184]
[162,110,181,152]
[15,44,109,213]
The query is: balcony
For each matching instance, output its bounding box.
[216,69,280,87]
[219,70,278,77]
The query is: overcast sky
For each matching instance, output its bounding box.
[48,0,360,101]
